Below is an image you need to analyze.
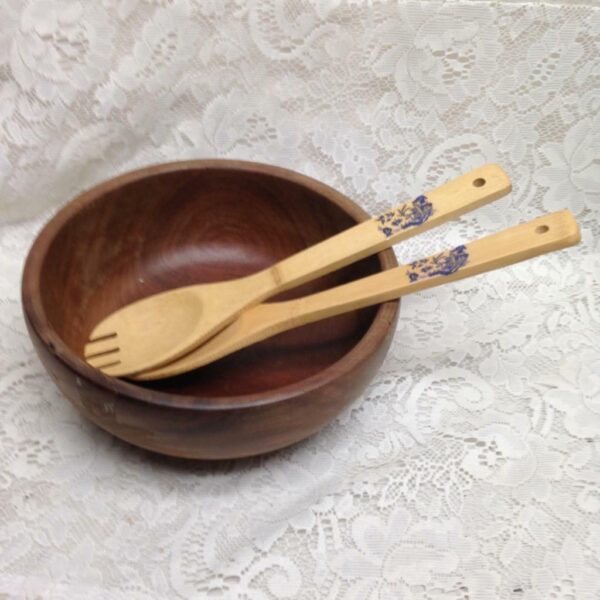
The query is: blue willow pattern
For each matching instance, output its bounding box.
[406,245,469,282]
[376,195,433,238]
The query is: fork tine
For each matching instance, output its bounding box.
[89,315,118,339]
[100,361,126,376]
[86,356,121,372]
[85,355,119,369]
[84,338,119,358]
[88,331,117,343]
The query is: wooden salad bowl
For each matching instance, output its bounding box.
[22,160,399,459]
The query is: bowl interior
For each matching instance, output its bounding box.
[39,167,386,397]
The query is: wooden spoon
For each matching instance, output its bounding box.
[84,164,510,376]
[135,210,579,381]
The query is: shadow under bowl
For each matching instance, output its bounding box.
[22,160,399,459]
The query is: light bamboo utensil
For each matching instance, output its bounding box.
[84,164,510,376]
[135,210,580,381]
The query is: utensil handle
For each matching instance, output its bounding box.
[264,164,511,293]
[283,210,580,326]
[135,210,580,381]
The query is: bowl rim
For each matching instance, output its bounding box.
[22,159,399,411]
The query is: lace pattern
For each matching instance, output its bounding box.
[1,1,599,598]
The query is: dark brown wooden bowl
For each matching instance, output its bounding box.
[22,160,399,459]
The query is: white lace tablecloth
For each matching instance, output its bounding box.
[1,1,599,598]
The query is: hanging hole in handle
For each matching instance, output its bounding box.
[535,225,550,234]
[473,178,486,187]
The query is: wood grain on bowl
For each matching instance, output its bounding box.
[22,160,398,459]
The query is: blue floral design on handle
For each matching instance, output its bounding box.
[376,195,434,238]
[406,245,469,282]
